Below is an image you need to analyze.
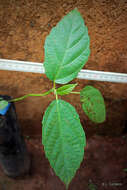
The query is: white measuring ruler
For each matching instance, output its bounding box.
[0,59,127,83]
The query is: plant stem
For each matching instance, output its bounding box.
[71,91,80,94]
[53,81,58,100]
[9,89,53,102]
[55,90,58,100]
[53,81,56,89]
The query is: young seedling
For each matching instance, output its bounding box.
[0,9,106,189]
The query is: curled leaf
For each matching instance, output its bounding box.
[80,85,106,123]
[0,100,9,111]
[56,83,77,95]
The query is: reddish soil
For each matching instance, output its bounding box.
[0,136,127,190]
[0,0,127,189]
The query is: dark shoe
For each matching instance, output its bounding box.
[0,95,30,177]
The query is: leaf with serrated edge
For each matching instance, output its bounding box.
[42,99,86,187]
[0,100,8,110]
[44,8,90,84]
[80,85,106,123]
[56,83,77,95]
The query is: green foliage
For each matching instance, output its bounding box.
[42,99,86,188]
[123,168,127,172]
[56,83,77,95]
[80,85,106,123]
[44,8,90,84]
[7,8,106,189]
[0,100,8,110]
[88,182,97,190]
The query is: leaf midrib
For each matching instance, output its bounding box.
[54,18,73,81]
[56,99,65,171]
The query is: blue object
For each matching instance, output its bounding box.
[0,103,11,115]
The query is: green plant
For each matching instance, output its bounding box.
[0,9,106,189]
[123,168,127,172]
[88,180,97,190]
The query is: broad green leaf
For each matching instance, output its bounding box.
[42,99,86,187]
[56,83,77,95]
[0,100,8,110]
[80,85,106,123]
[44,8,90,84]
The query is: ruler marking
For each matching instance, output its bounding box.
[0,59,127,83]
